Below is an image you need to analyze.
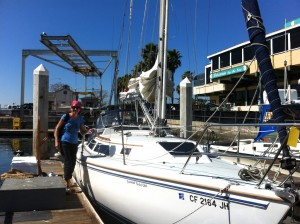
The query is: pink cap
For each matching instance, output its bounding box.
[71,100,82,108]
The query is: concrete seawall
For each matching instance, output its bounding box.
[0,116,95,130]
[167,119,258,140]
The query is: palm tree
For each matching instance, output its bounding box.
[117,74,133,95]
[167,49,182,104]
[167,49,182,73]
[142,43,158,70]
[176,71,194,98]
[131,43,158,76]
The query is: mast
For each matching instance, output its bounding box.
[241,0,296,170]
[161,0,169,119]
[156,0,168,126]
[284,18,288,102]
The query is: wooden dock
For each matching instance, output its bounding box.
[0,159,104,224]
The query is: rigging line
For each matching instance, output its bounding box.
[151,0,159,44]
[75,73,78,92]
[220,76,261,155]
[117,0,128,59]
[183,1,191,70]
[192,0,199,75]
[111,1,115,50]
[125,0,133,75]
[205,0,211,64]
[184,56,257,144]
[138,0,149,60]
[108,0,127,106]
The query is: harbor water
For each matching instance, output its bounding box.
[0,140,14,186]
[0,138,56,186]
[0,139,31,186]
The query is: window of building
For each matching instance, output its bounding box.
[290,26,300,49]
[206,66,211,83]
[267,39,271,53]
[244,45,254,61]
[231,47,242,64]
[273,34,286,54]
[247,89,258,105]
[236,91,246,106]
[220,52,230,68]
[212,56,219,70]
[194,73,205,86]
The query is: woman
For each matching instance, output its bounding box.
[54,100,89,190]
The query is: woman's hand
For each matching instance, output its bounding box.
[55,140,60,150]
[87,128,96,134]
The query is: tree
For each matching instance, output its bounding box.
[131,43,158,76]
[141,43,158,71]
[117,74,134,95]
[167,49,182,104]
[99,89,109,107]
[50,82,71,92]
[176,71,194,97]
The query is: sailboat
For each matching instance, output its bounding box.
[73,0,299,223]
[208,92,300,161]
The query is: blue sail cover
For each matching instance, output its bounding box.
[241,0,288,156]
[254,105,276,142]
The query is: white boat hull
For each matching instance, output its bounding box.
[74,142,291,224]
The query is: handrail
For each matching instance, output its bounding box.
[180,122,300,174]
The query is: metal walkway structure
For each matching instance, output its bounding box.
[20,34,119,116]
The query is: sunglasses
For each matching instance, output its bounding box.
[71,106,81,109]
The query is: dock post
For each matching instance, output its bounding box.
[180,77,192,138]
[33,64,49,159]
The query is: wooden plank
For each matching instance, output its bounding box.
[40,160,64,176]
[0,160,104,224]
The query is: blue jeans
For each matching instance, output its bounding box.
[61,141,78,181]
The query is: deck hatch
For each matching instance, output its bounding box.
[158,142,196,156]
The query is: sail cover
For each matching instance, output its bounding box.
[139,57,174,103]
[241,0,288,155]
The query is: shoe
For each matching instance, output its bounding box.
[54,152,61,157]
[66,188,71,194]
[66,179,72,188]
[66,188,75,194]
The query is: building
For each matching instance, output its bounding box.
[194,18,300,111]
[48,85,76,111]
[49,87,100,114]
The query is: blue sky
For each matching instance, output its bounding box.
[0,0,299,107]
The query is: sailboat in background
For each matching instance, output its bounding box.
[208,89,300,160]
[74,0,299,223]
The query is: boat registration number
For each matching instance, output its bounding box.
[189,194,229,210]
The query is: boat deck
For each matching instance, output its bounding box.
[0,159,103,224]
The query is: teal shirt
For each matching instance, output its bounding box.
[61,114,85,144]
